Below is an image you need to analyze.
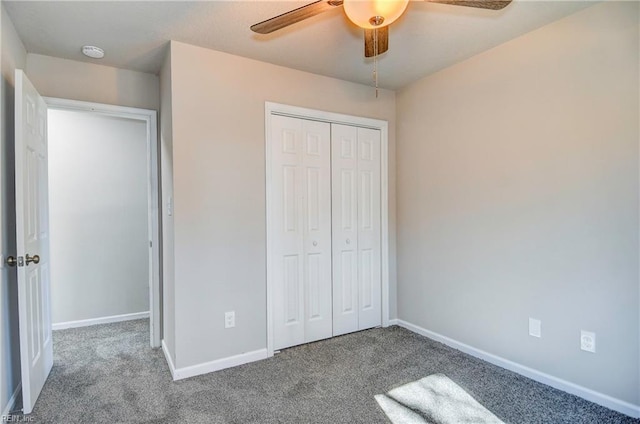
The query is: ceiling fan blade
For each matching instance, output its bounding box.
[364,27,389,58]
[251,0,344,34]
[426,0,512,10]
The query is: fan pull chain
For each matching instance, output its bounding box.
[373,28,379,98]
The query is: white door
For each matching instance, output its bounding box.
[331,124,359,335]
[14,69,53,414]
[355,126,382,330]
[332,124,381,335]
[270,115,332,350]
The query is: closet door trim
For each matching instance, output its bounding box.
[265,102,389,358]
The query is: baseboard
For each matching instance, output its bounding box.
[52,311,149,330]
[387,318,399,326]
[395,319,640,419]
[161,339,176,380]
[2,382,21,416]
[172,349,269,381]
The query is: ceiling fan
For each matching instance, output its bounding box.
[251,0,513,58]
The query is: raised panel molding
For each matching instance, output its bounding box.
[283,255,300,324]
[341,251,355,313]
[282,130,296,153]
[360,139,373,161]
[28,269,41,364]
[27,148,38,242]
[360,171,373,230]
[306,133,321,156]
[306,167,320,231]
[307,253,321,320]
[340,170,355,230]
[341,138,354,159]
[283,166,297,232]
[360,248,373,310]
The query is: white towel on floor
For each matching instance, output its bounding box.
[375,373,505,424]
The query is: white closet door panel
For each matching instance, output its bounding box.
[301,119,332,343]
[331,124,359,336]
[271,115,305,350]
[357,127,382,330]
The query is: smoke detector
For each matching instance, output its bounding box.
[82,45,104,59]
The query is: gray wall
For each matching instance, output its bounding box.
[26,54,159,111]
[48,109,149,324]
[0,3,26,412]
[396,1,639,406]
[159,47,175,361]
[165,41,397,369]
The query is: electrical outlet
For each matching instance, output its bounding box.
[225,311,235,329]
[581,330,596,353]
[529,318,541,338]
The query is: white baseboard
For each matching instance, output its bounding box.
[395,319,640,419]
[2,382,21,416]
[171,349,268,381]
[387,318,399,326]
[161,339,176,380]
[52,311,149,331]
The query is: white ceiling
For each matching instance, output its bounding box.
[3,0,596,90]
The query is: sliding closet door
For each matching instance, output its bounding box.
[271,115,332,350]
[332,124,382,335]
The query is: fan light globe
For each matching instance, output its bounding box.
[343,0,409,29]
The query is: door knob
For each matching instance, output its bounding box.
[346,238,351,245]
[25,254,40,265]
[312,241,318,247]
[6,256,17,267]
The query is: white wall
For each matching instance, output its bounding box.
[396,1,639,407]
[26,54,159,111]
[159,47,175,362]
[0,3,26,413]
[165,41,397,369]
[48,109,149,324]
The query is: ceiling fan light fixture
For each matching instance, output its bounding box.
[344,0,409,29]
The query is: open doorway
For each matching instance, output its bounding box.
[44,98,160,348]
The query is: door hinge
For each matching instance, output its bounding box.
[149,241,153,248]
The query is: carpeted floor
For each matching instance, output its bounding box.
[21,319,639,423]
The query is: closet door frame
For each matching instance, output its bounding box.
[265,102,389,358]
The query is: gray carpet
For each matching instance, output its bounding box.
[19,320,639,423]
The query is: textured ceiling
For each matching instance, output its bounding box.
[3,0,596,89]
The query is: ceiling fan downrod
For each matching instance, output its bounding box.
[369,16,384,26]
[373,27,379,98]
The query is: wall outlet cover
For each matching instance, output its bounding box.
[225,311,235,328]
[581,330,596,353]
[529,318,541,338]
